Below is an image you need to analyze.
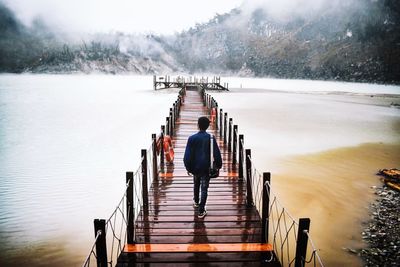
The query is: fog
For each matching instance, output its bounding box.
[241,0,360,21]
[1,0,242,34]
[1,0,364,34]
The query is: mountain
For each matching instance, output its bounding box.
[167,0,400,83]
[0,0,399,84]
[0,3,181,74]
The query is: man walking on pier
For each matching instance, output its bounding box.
[184,116,222,218]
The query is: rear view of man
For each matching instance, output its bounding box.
[184,116,222,218]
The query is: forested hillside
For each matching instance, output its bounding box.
[1,0,399,83]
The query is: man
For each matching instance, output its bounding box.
[184,116,222,218]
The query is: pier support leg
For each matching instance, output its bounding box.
[245,149,253,206]
[295,218,311,267]
[152,134,158,180]
[228,118,232,152]
[94,219,107,267]
[160,126,165,170]
[261,172,271,243]
[224,113,227,144]
[239,135,244,180]
[141,149,148,207]
[233,125,238,167]
[126,172,134,244]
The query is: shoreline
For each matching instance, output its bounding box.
[270,142,400,266]
[360,184,400,266]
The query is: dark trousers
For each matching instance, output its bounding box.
[193,175,210,213]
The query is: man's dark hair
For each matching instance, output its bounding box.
[198,116,210,131]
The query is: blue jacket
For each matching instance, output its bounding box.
[183,131,222,176]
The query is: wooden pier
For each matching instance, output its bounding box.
[84,81,323,267]
[154,75,229,91]
[116,86,277,266]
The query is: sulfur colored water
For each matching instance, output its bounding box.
[0,74,399,266]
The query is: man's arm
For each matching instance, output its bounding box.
[183,137,193,173]
[213,136,222,169]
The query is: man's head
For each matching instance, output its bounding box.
[198,116,210,131]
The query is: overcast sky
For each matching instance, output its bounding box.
[2,0,243,34]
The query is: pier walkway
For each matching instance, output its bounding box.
[117,87,276,266]
[83,80,324,267]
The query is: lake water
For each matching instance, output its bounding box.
[0,74,399,266]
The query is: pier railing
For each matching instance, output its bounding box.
[204,89,324,267]
[83,81,324,267]
[82,87,185,267]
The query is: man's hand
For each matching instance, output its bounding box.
[187,172,193,176]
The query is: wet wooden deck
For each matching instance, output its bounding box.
[117,89,276,266]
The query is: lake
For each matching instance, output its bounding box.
[0,74,399,266]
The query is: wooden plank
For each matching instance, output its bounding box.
[135,228,260,236]
[135,235,261,243]
[124,243,273,253]
[135,221,261,229]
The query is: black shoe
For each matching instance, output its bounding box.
[198,210,207,218]
[193,201,199,208]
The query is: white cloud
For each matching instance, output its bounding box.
[2,0,242,34]
[3,0,242,33]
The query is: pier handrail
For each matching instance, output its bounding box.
[83,83,324,267]
[204,89,325,267]
[83,86,185,267]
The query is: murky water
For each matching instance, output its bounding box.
[0,74,178,266]
[0,74,399,266]
[213,86,400,266]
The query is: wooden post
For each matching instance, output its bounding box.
[224,113,227,144]
[233,125,238,166]
[166,117,170,136]
[126,172,134,244]
[94,219,107,267]
[169,109,173,137]
[239,134,244,179]
[215,103,219,130]
[228,118,232,152]
[261,172,271,243]
[152,134,158,180]
[153,75,156,90]
[141,149,148,207]
[173,103,177,123]
[295,218,311,267]
[245,149,253,206]
[219,109,223,137]
[160,126,165,168]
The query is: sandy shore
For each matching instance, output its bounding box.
[215,88,400,266]
[272,143,400,266]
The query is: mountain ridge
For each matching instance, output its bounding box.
[0,1,399,84]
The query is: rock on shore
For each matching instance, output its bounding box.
[360,185,400,266]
